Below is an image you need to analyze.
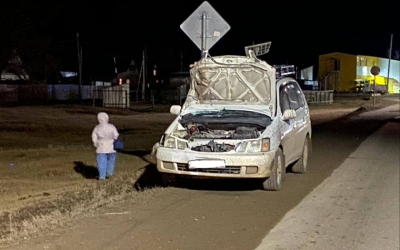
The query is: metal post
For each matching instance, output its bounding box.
[151,90,154,111]
[180,51,183,72]
[126,90,128,109]
[79,47,82,103]
[373,74,376,106]
[386,34,393,94]
[77,32,82,103]
[201,14,207,58]
[92,89,95,107]
[142,49,146,101]
[114,56,118,84]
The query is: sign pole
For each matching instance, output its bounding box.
[201,14,207,58]
[386,34,393,94]
[373,74,376,106]
[370,65,380,107]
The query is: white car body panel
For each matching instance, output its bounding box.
[153,54,312,180]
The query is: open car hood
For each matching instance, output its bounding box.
[179,108,272,131]
[185,55,276,113]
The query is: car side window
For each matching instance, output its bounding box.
[280,81,306,112]
[297,90,305,107]
[279,86,290,113]
[287,87,300,110]
[291,82,305,108]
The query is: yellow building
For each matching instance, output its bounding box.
[318,52,400,94]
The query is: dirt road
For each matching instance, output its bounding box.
[256,121,399,250]
[2,96,399,250]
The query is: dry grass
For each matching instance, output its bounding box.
[0,95,397,247]
[1,172,172,246]
[0,104,175,246]
[0,147,149,213]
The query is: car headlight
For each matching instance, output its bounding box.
[162,135,187,150]
[163,135,176,148]
[177,140,187,150]
[235,138,270,153]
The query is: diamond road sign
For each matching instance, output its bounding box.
[180,1,230,53]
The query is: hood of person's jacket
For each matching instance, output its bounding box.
[97,112,109,124]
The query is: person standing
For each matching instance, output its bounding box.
[91,112,119,180]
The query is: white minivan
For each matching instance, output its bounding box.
[152,52,312,191]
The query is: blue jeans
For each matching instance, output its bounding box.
[97,153,117,179]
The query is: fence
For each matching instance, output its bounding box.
[303,90,334,104]
[0,83,184,108]
[130,88,187,105]
[0,84,48,105]
[93,85,130,108]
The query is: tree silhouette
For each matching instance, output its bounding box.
[0,1,74,81]
[394,50,400,60]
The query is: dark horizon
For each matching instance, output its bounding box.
[0,0,399,82]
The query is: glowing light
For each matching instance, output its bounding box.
[362,66,368,75]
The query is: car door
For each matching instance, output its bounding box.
[286,81,309,159]
[278,83,297,164]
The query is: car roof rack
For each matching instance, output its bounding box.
[245,41,272,58]
[274,65,295,79]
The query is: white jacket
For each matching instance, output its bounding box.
[92,112,119,154]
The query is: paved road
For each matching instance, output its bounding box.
[255,120,400,250]
[358,102,400,120]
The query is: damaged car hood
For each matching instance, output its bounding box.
[185,55,277,114]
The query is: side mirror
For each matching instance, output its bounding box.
[282,109,296,120]
[170,105,181,115]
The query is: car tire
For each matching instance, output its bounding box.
[292,137,309,173]
[281,153,286,181]
[161,173,180,187]
[262,148,283,191]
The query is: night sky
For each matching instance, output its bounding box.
[0,0,399,81]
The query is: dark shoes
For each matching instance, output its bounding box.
[97,175,113,181]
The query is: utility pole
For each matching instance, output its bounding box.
[77,32,82,102]
[113,56,118,84]
[180,51,183,72]
[386,34,393,94]
[142,48,146,101]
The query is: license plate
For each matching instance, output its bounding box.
[188,159,225,169]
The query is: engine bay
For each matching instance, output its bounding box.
[177,124,262,152]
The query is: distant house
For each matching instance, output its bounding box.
[169,71,190,86]
[300,66,314,80]
[56,71,78,84]
[1,49,29,81]
[169,71,190,98]
[297,65,318,91]
[318,52,400,93]
[93,59,139,87]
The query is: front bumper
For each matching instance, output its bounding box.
[156,147,276,178]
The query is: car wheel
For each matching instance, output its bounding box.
[161,173,180,187]
[263,148,283,191]
[292,137,309,173]
[281,153,286,181]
